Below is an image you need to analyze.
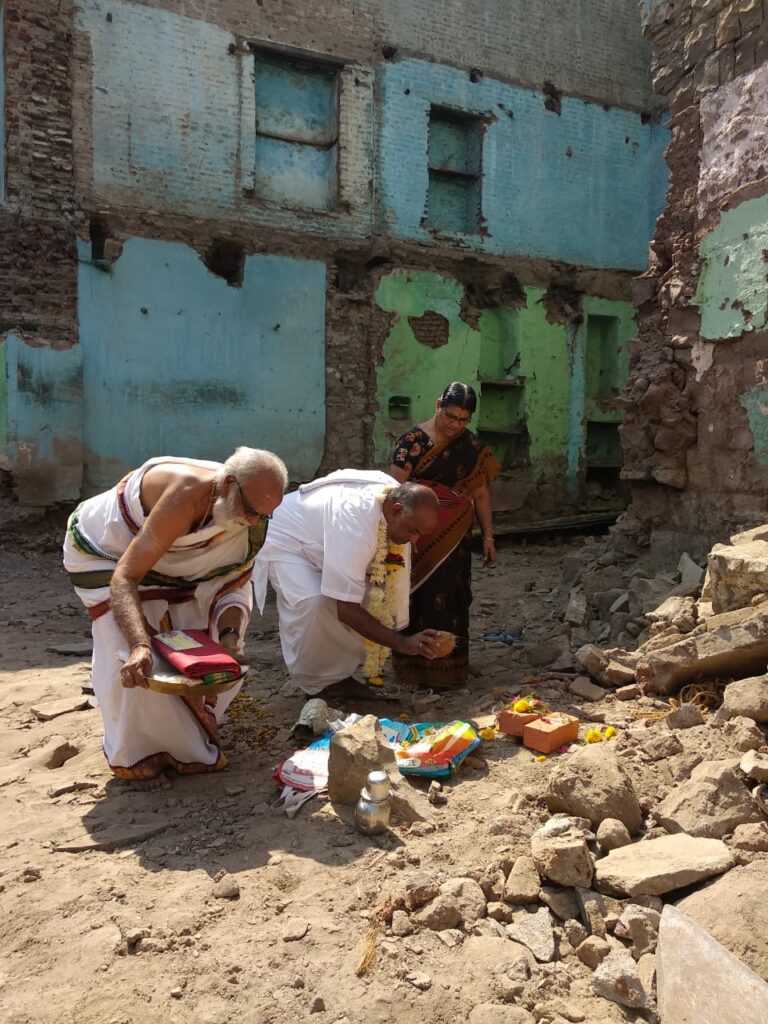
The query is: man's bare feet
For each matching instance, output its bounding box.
[119,770,174,791]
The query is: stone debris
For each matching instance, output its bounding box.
[722,716,765,751]
[636,952,657,998]
[594,834,735,897]
[31,697,91,721]
[390,910,413,936]
[575,935,610,969]
[653,759,762,839]
[568,677,606,702]
[468,1004,535,1024]
[614,904,661,959]
[657,906,768,1024]
[740,750,768,783]
[505,907,555,963]
[595,818,632,854]
[503,855,541,905]
[546,746,643,833]
[730,822,768,853]
[708,538,768,615]
[675,862,768,979]
[403,873,440,911]
[722,675,768,722]
[404,971,431,991]
[438,877,487,927]
[665,702,704,729]
[575,887,623,938]
[212,875,241,900]
[538,885,580,921]
[563,919,588,948]
[281,919,309,942]
[591,948,646,1008]
[530,820,593,889]
[327,715,433,823]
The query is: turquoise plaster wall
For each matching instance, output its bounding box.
[77,238,326,491]
[740,385,768,466]
[378,58,668,270]
[695,194,768,340]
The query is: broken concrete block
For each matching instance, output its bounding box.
[327,715,432,823]
[594,834,735,897]
[591,948,646,1008]
[505,907,555,963]
[653,759,761,839]
[530,821,593,889]
[565,589,587,625]
[740,749,768,783]
[629,575,677,615]
[657,905,768,1024]
[574,643,607,679]
[596,818,632,854]
[678,552,705,595]
[723,716,765,752]
[665,702,704,729]
[503,856,541,905]
[722,675,768,723]
[538,885,580,921]
[647,594,697,625]
[635,609,768,695]
[576,935,610,969]
[708,539,768,614]
[568,677,607,702]
[546,746,642,833]
[614,904,661,959]
[603,661,637,686]
[731,822,768,853]
[575,887,623,938]
[616,683,641,701]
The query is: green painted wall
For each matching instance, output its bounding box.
[373,270,635,506]
[740,385,768,466]
[695,194,768,340]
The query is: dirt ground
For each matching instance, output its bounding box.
[0,519,649,1024]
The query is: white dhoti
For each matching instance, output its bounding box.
[63,457,262,779]
[252,470,411,695]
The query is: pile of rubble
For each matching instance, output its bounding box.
[571,525,768,701]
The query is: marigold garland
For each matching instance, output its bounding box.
[362,504,405,685]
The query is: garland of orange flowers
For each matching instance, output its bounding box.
[363,511,406,686]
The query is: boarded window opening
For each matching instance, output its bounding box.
[253,51,340,211]
[408,310,450,348]
[426,107,483,235]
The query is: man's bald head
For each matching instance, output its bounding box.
[383,482,439,545]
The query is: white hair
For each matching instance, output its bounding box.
[220,447,288,489]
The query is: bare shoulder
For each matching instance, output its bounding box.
[141,461,217,513]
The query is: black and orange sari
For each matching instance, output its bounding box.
[391,428,500,687]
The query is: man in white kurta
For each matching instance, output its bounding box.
[252,470,441,695]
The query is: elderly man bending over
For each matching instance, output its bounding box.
[63,448,287,784]
[252,470,442,699]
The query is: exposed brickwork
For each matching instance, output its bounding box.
[616,0,768,552]
[0,1,81,343]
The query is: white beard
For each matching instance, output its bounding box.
[211,490,249,528]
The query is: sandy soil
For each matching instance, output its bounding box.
[0,524,638,1024]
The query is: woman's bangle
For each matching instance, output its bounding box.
[131,641,152,653]
[218,626,239,640]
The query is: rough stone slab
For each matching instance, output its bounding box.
[594,834,735,897]
[506,907,555,963]
[546,746,642,833]
[635,608,768,695]
[654,759,761,839]
[538,885,580,922]
[575,887,623,938]
[591,948,646,1008]
[740,750,768,783]
[53,820,171,852]
[657,905,768,1024]
[731,822,768,853]
[31,696,91,721]
[531,823,593,889]
[676,861,768,980]
[568,677,607,702]
[503,855,541,905]
[723,675,768,723]
[708,539,768,614]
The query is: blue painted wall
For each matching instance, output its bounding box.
[77,238,326,491]
[378,58,667,270]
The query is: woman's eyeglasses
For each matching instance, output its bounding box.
[440,408,471,426]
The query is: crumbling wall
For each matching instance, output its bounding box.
[618,0,768,554]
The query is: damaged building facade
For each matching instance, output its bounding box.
[618,0,768,554]
[0,0,666,518]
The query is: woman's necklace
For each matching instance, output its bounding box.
[362,493,406,686]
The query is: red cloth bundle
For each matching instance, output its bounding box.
[150,630,241,681]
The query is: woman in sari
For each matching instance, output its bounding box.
[389,382,500,687]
